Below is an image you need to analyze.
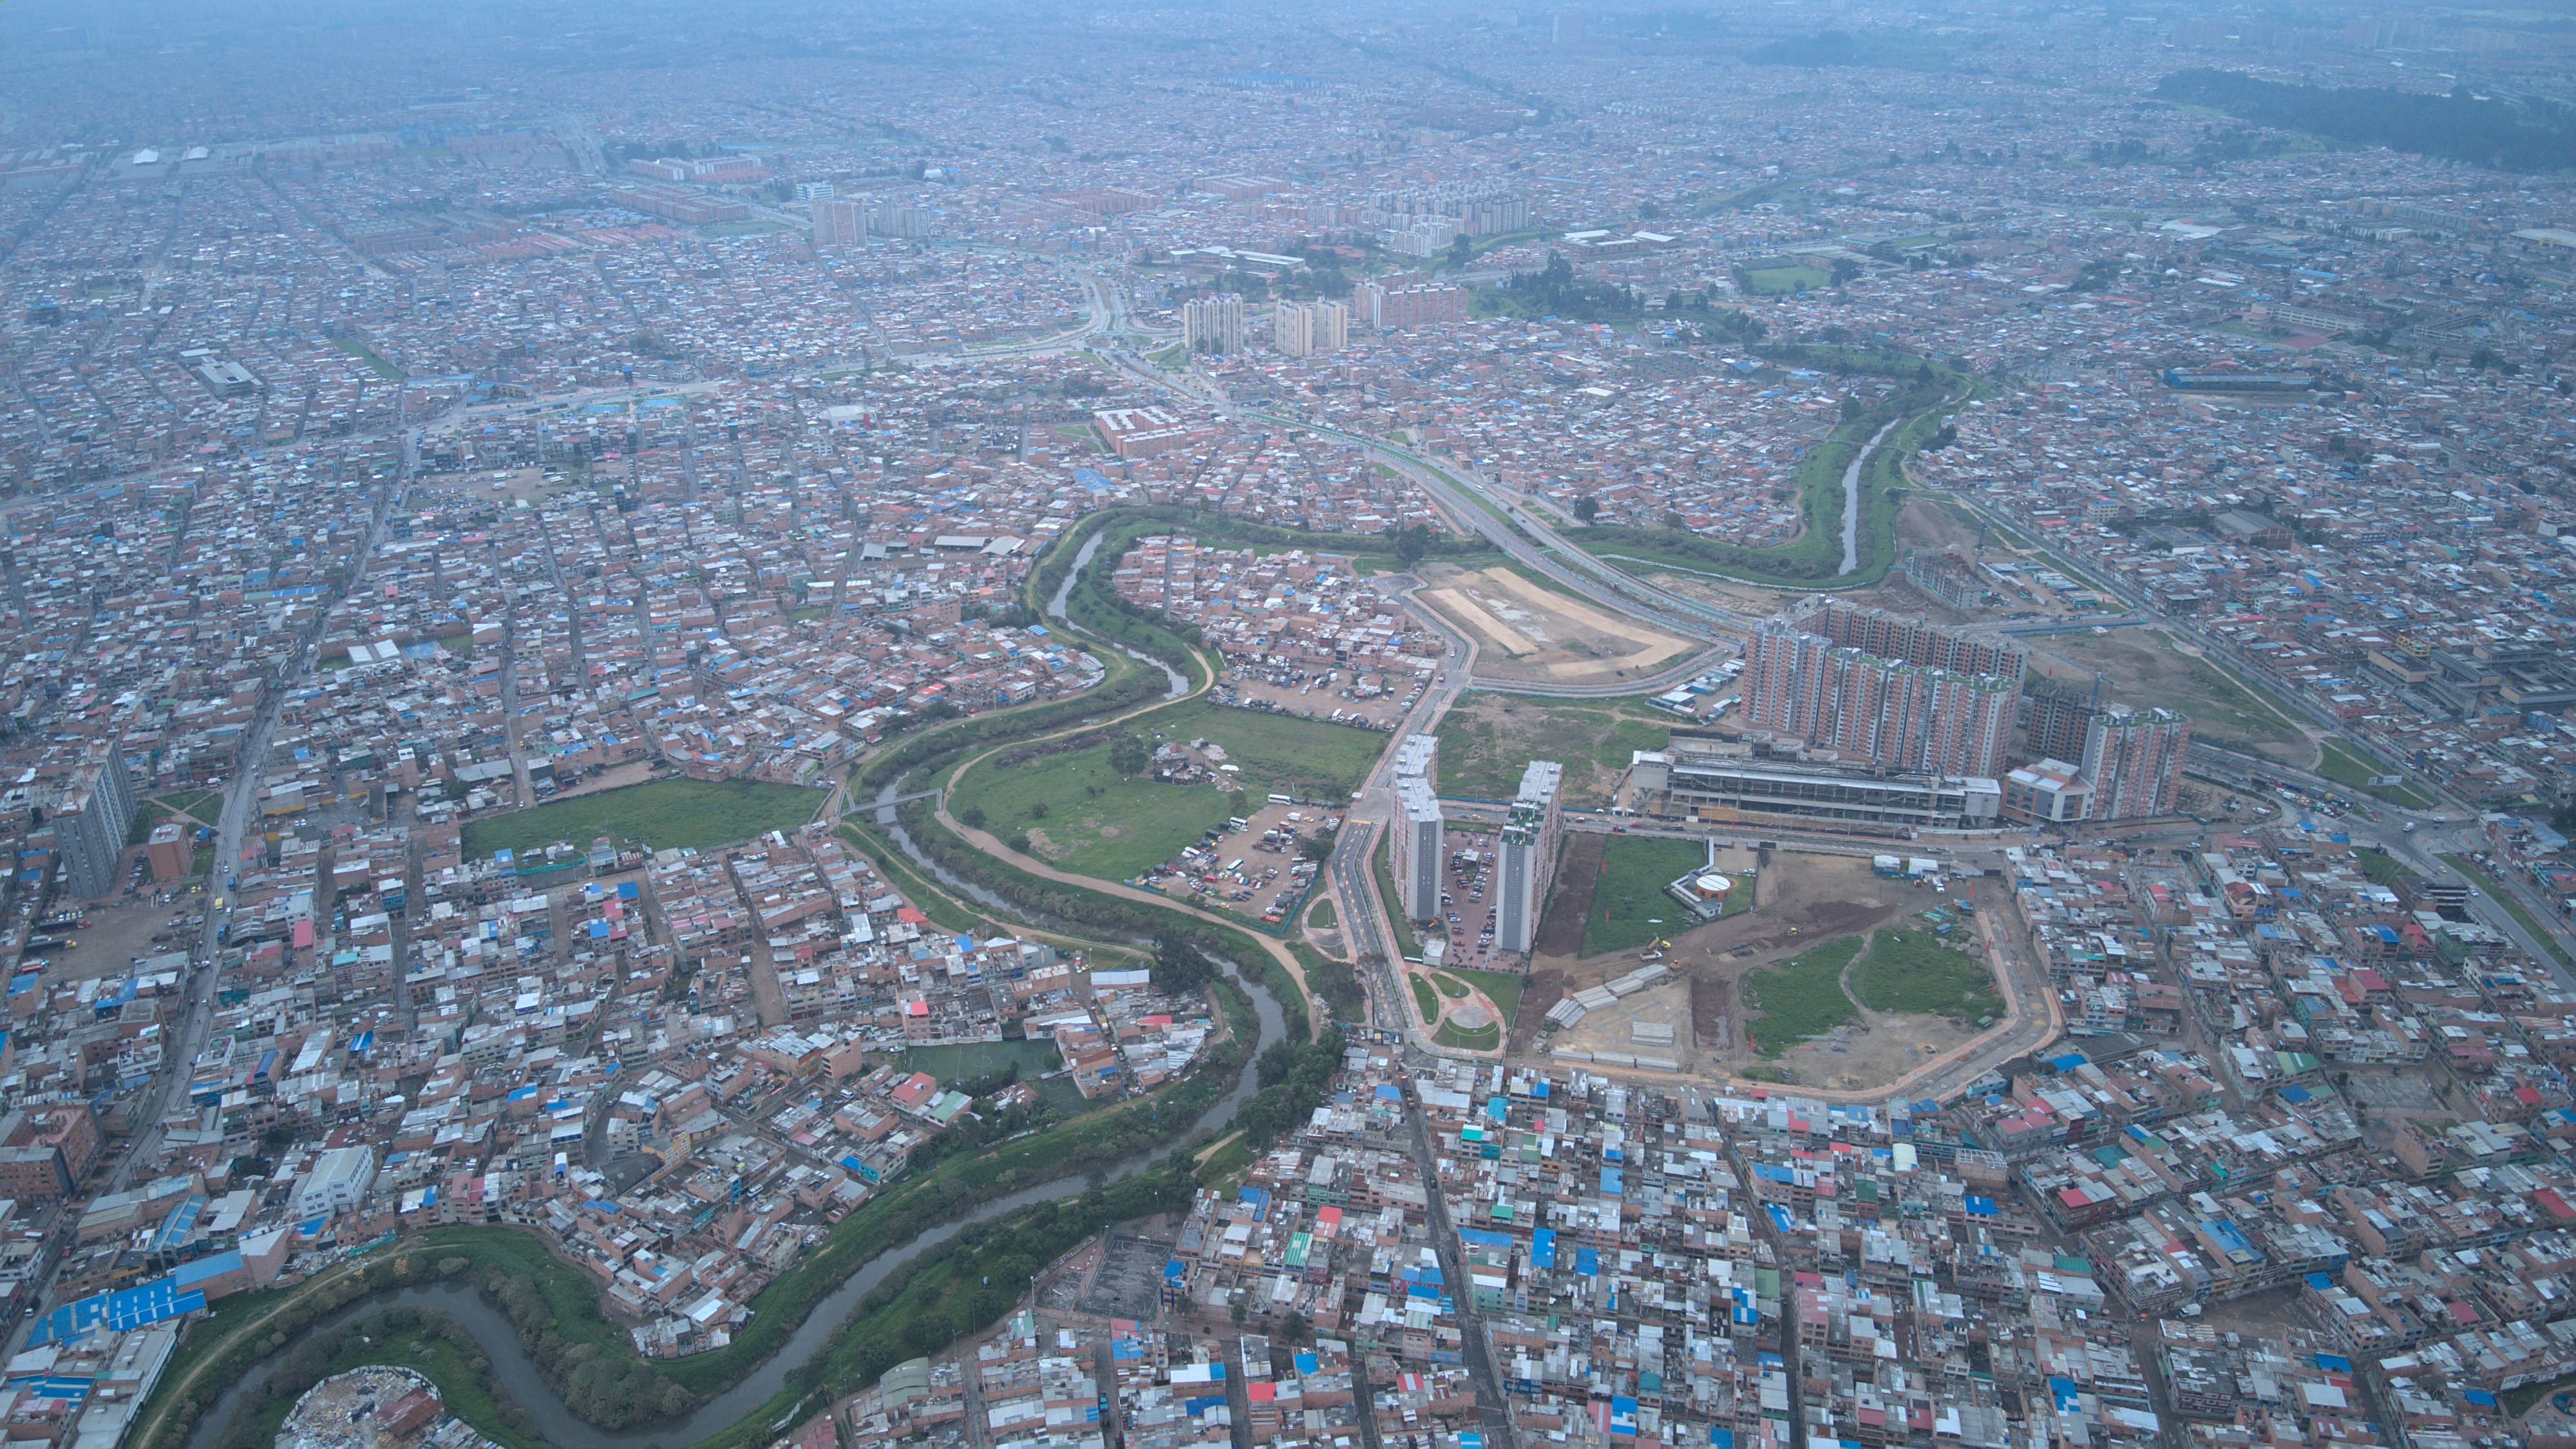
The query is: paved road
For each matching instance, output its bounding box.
[1398,1075,1521,1449]
[8,471,403,1358]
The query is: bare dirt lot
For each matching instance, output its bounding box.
[1414,562,1696,688]
[1525,844,2020,1092]
[1226,674,1414,728]
[419,464,582,506]
[1749,981,1985,1094]
[1547,976,1696,1068]
[2028,625,2316,765]
[1530,846,1926,1070]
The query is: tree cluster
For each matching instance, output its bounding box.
[2157,68,2576,173]
[1492,252,1642,323]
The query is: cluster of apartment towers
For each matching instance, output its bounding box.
[1735,600,2191,824]
[1389,734,1563,955]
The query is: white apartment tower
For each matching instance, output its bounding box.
[1389,733,1442,925]
[52,743,136,901]
[1182,296,1246,354]
[811,197,866,247]
[1274,299,1349,357]
[1494,759,1564,955]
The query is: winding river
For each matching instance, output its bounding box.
[182,958,1283,1449]
[184,518,1244,1449]
[1839,417,1903,576]
[864,521,1188,910]
[1045,527,1191,698]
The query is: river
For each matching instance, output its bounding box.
[1839,417,1903,576]
[1045,527,1189,698]
[182,960,1286,1449]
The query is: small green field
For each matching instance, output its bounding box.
[2441,854,2575,971]
[437,632,475,656]
[1849,929,2000,1025]
[1435,692,1671,807]
[332,336,405,381]
[151,790,223,828]
[1433,972,1472,998]
[1411,974,1441,1024]
[1741,935,1865,1057]
[950,736,1230,882]
[1446,966,1526,1026]
[1582,835,1732,958]
[898,1038,1097,1116]
[1737,263,1832,295]
[1434,1019,1502,1050]
[459,777,820,862]
[2356,848,2421,889]
[1307,895,1337,929]
[2316,739,2436,808]
[1144,697,1389,799]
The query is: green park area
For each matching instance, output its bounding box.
[1147,697,1388,799]
[1582,835,1736,958]
[2316,739,2436,808]
[1435,1018,1502,1050]
[1434,692,1671,807]
[951,734,1230,881]
[1410,974,1441,1024]
[1741,935,1865,1057]
[1736,263,1833,295]
[1445,966,1526,1025]
[1849,927,2001,1025]
[951,698,1387,884]
[459,777,820,862]
[1307,895,1338,929]
[896,1039,1099,1117]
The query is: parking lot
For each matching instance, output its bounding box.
[1218,665,1418,730]
[1432,833,1504,966]
[1143,800,1335,925]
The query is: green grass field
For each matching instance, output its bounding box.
[1741,935,1864,1057]
[1435,1019,1502,1050]
[1848,929,2000,1025]
[1446,966,1525,1026]
[2356,848,2421,889]
[1146,697,1389,798]
[2441,854,2575,970]
[1738,263,1832,295]
[332,336,404,381]
[1308,895,1338,929]
[150,790,223,828]
[1582,835,1732,958]
[896,1039,1097,1116]
[949,735,1231,882]
[1411,974,1441,1024]
[1433,972,1471,998]
[2316,739,2436,808]
[1434,694,1670,806]
[459,777,821,862]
